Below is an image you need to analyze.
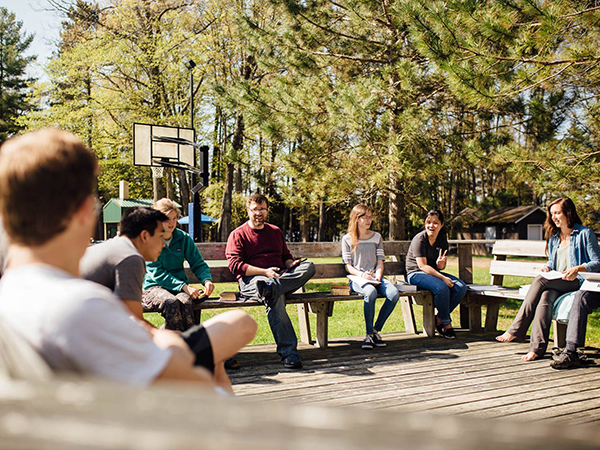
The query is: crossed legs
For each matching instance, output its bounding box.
[496,275,579,361]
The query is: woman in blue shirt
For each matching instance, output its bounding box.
[496,198,600,361]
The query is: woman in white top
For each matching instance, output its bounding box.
[496,197,600,361]
[342,204,399,349]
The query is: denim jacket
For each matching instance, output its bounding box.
[546,223,600,282]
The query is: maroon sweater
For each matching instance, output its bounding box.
[226,222,294,280]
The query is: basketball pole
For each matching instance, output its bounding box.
[187,59,202,242]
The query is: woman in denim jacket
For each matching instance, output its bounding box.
[496,198,600,361]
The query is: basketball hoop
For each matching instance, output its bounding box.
[151,166,164,178]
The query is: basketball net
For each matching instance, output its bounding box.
[151,166,164,178]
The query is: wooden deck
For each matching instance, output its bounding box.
[229,331,600,425]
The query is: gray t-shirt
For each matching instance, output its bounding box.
[405,230,449,274]
[80,236,146,302]
[0,264,171,387]
[341,232,385,272]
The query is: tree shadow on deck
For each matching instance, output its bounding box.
[230,332,474,385]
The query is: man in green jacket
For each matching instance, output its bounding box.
[143,198,215,331]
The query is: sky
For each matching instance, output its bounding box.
[1,0,62,79]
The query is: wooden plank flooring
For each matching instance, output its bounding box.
[229,331,600,425]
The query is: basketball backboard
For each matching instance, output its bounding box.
[133,123,195,167]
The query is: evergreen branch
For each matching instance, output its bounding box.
[561,5,600,19]
[296,11,385,47]
[455,45,585,67]
[502,62,575,97]
[305,49,391,64]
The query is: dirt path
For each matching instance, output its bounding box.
[447,256,491,269]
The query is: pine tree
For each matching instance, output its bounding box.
[0,7,35,142]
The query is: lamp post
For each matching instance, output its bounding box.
[185,59,201,242]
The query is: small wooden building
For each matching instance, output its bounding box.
[456,205,546,254]
[102,198,170,239]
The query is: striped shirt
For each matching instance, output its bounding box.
[341,232,385,272]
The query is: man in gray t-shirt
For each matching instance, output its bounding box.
[81,207,167,321]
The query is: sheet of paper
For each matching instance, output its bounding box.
[347,275,380,287]
[467,285,504,291]
[581,280,600,292]
[539,270,564,280]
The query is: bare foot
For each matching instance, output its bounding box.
[521,352,539,362]
[495,331,516,343]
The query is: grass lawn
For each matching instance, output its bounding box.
[144,256,600,348]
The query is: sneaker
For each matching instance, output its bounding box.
[362,335,375,349]
[550,349,581,370]
[224,357,240,370]
[435,316,444,336]
[256,280,273,301]
[372,332,387,347]
[282,353,303,369]
[442,326,456,339]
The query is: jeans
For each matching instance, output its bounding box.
[508,275,578,356]
[566,290,600,352]
[350,278,399,335]
[406,271,467,326]
[238,261,316,358]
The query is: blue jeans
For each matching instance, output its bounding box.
[406,271,467,326]
[238,261,316,359]
[350,278,400,335]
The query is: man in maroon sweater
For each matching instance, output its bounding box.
[226,194,315,369]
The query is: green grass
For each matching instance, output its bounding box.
[144,257,600,348]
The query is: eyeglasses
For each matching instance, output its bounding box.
[359,215,373,221]
[249,208,268,215]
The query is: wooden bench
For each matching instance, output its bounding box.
[464,239,569,347]
[144,241,436,348]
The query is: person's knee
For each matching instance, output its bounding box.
[164,296,179,309]
[234,310,258,343]
[388,287,400,303]
[305,261,316,277]
[363,287,378,303]
[455,282,467,297]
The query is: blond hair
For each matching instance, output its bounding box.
[347,204,371,251]
[153,198,181,218]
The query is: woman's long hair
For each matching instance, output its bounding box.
[543,197,582,240]
[347,204,372,251]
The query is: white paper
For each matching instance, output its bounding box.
[539,270,564,280]
[581,280,600,292]
[519,285,531,296]
[347,275,380,287]
[468,285,504,291]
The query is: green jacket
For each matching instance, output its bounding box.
[143,228,212,292]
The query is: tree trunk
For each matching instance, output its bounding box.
[165,167,173,200]
[300,205,309,242]
[218,163,234,242]
[234,166,243,194]
[178,169,190,215]
[388,174,406,240]
[317,199,326,241]
[282,205,290,240]
[152,168,166,204]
